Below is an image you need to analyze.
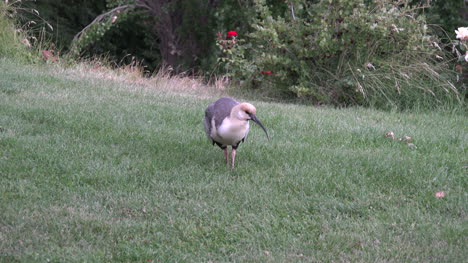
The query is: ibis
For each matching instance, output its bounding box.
[204,97,269,168]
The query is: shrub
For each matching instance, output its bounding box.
[67,0,256,73]
[218,0,464,110]
[415,0,465,40]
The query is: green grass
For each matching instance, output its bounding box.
[0,58,466,262]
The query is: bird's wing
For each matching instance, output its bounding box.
[204,102,215,140]
[213,97,239,129]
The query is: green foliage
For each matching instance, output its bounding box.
[6,0,465,110]
[85,9,160,70]
[68,1,133,57]
[218,0,464,110]
[24,0,260,72]
[414,0,466,38]
[18,0,105,52]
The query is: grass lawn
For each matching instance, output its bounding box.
[0,58,466,262]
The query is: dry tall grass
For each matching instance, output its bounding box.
[58,58,229,99]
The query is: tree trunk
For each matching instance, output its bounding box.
[136,0,218,72]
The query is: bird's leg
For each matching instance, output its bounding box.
[224,148,229,166]
[231,148,237,169]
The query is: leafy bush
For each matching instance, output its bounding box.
[67,0,256,73]
[414,0,466,39]
[218,0,464,110]
[25,0,108,52]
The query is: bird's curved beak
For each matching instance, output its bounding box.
[249,114,270,140]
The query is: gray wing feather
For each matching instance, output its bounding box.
[213,97,239,129]
[204,97,240,142]
[204,102,215,140]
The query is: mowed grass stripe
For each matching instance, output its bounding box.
[0,58,466,262]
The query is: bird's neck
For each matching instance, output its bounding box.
[230,105,246,121]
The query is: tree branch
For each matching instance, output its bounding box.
[71,4,145,48]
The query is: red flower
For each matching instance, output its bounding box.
[260,70,273,75]
[227,31,238,37]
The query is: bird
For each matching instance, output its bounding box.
[204,97,269,168]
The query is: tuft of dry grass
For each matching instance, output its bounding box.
[58,58,228,99]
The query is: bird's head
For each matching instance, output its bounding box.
[238,103,257,119]
[237,103,270,140]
